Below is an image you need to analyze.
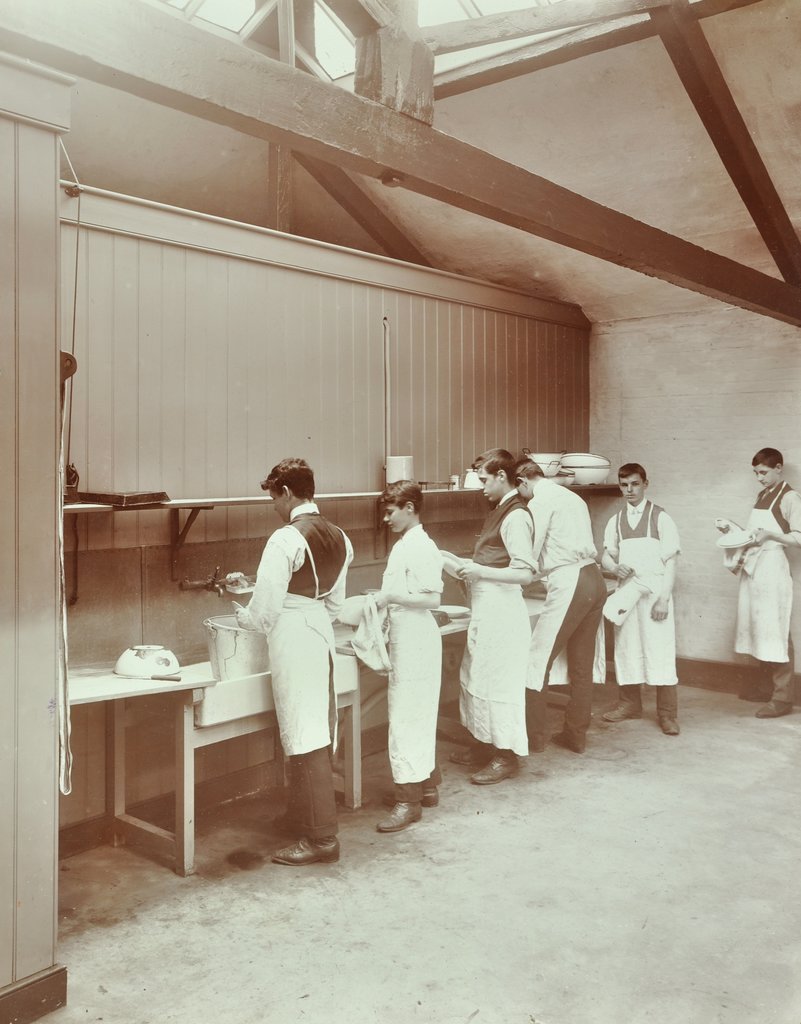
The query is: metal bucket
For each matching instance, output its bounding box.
[203,614,269,681]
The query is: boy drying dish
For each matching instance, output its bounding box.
[716,447,800,717]
[372,481,444,833]
[601,463,681,735]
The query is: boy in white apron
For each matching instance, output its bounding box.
[446,449,536,785]
[373,481,444,833]
[716,447,801,718]
[236,458,353,865]
[601,463,681,735]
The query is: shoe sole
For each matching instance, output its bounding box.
[470,769,519,786]
[376,818,421,833]
[602,713,642,722]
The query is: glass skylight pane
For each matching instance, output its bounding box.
[196,0,257,32]
[315,4,355,79]
[418,1,472,26]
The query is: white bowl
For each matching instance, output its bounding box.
[560,452,612,469]
[114,645,180,678]
[524,452,563,477]
[552,469,576,487]
[570,466,611,485]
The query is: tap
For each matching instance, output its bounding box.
[180,565,226,597]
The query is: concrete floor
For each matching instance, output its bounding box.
[50,686,801,1024]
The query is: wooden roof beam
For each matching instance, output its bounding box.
[294,153,431,265]
[424,0,669,56]
[651,0,801,285]
[1,0,800,326]
[433,0,764,100]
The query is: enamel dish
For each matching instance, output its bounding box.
[716,530,756,549]
[437,605,470,619]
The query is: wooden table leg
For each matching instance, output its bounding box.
[105,700,126,846]
[343,696,362,810]
[174,693,195,876]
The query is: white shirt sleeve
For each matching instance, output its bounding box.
[237,527,304,637]
[406,532,444,594]
[323,531,354,620]
[603,515,619,559]
[780,490,801,546]
[657,511,681,561]
[500,508,536,571]
[529,497,554,568]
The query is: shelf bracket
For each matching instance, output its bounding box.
[169,507,213,581]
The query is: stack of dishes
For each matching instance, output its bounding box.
[559,453,611,485]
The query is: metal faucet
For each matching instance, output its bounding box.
[179,565,226,597]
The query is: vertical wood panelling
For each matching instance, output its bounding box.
[63,201,590,549]
[15,122,60,981]
[0,56,69,1001]
[0,113,17,995]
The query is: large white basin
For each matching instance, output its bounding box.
[194,650,358,727]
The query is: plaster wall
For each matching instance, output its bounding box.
[589,306,801,666]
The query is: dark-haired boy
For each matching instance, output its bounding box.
[374,480,444,832]
[601,463,681,734]
[236,458,353,864]
[717,447,801,717]
[446,448,536,785]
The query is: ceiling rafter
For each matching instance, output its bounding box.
[1,0,800,326]
[432,0,764,100]
[423,0,670,56]
[294,152,432,265]
[651,0,801,285]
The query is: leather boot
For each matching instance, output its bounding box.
[376,802,422,833]
[271,836,340,865]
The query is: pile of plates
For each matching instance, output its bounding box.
[523,451,611,486]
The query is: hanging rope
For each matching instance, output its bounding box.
[59,137,82,479]
[56,138,83,796]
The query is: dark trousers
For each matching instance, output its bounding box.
[618,683,678,717]
[394,765,442,803]
[526,562,607,746]
[284,745,338,840]
[761,636,795,705]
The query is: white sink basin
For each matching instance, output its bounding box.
[194,651,358,727]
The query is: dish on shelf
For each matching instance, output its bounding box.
[522,450,563,477]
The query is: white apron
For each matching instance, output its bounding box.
[382,540,443,784]
[613,519,677,686]
[270,594,336,757]
[460,579,530,756]
[735,496,792,662]
[527,561,606,691]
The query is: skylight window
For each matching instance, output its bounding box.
[314,2,355,80]
[195,0,258,33]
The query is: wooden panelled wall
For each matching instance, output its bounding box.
[61,190,590,550]
[0,54,70,1018]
